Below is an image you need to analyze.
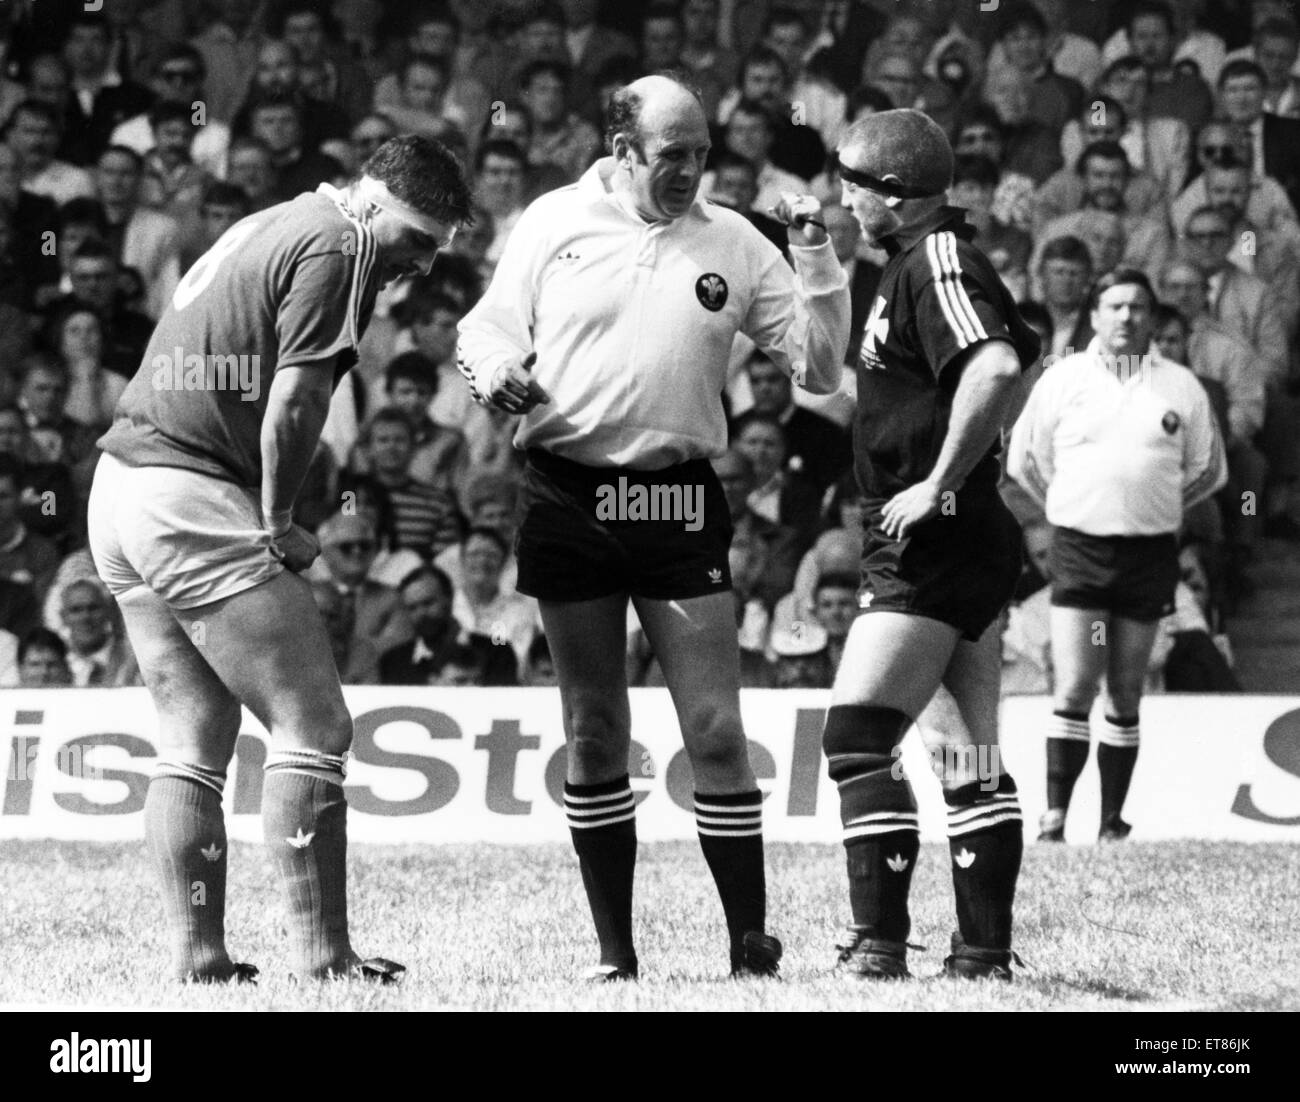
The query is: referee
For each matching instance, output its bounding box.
[1007,269,1227,843]
[458,74,850,980]
[827,109,1041,982]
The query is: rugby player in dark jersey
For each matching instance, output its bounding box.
[825,110,1042,981]
[89,137,472,982]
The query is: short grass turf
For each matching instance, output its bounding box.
[1,840,1296,1011]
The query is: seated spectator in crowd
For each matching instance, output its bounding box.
[1030,143,1173,288]
[359,409,463,558]
[108,45,232,181]
[951,106,1038,233]
[15,355,99,469]
[705,149,788,255]
[1250,15,1300,118]
[376,351,468,492]
[762,7,847,152]
[139,104,211,229]
[709,97,808,216]
[474,139,528,263]
[950,153,1032,282]
[1061,56,1190,205]
[1171,124,1296,238]
[380,563,517,686]
[862,43,956,136]
[1034,235,1094,357]
[0,454,59,604]
[450,526,539,669]
[429,642,488,686]
[225,137,279,213]
[680,0,740,119]
[56,10,152,167]
[378,53,467,141]
[731,411,821,553]
[810,571,858,674]
[717,46,825,182]
[58,578,139,686]
[739,351,849,493]
[316,511,415,659]
[434,472,521,597]
[310,580,381,684]
[519,60,601,184]
[393,289,470,434]
[0,143,61,312]
[978,63,1061,186]
[1034,97,1166,234]
[1216,58,1300,215]
[232,38,345,153]
[43,305,124,431]
[275,1,374,127]
[994,1,1085,136]
[345,112,398,177]
[333,473,423,590]
[1125,0,1216,133]
[181,182,251,270]
[476,103,571,203]
[4,100,96,206]
[768,619,832,688]
[521,632,557,687]
[245,95,346,204]
[16,626,72,687]
[0,403,83,554]
[49,239,154,379]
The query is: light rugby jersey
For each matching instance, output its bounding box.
[1007,336,1228,536]
[456,157,850,470]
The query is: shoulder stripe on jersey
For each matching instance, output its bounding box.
[348,221,377,348]
[925,234,974,346]
[940,231,987,342]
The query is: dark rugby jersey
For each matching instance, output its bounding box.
[852,205,1040,500]
[99,188,379,488]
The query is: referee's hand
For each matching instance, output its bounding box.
[489,352,551,415]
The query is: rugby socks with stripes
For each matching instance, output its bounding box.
[695,790,766,968]
[565,776,638,972]
[823,704,919,942]
[945,774,1023,951]
[1097,716,1140,824]
[145,761,234,981]
[263,749,353,979]
[1046,709,1091,811]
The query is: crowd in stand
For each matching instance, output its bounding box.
[2,0,1295,692]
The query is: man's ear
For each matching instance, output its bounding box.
[881,174,905,210]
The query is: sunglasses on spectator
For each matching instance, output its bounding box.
[331,541,376,554]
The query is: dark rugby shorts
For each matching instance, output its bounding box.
[515,448,733,602]
[858,491,1023,641]
[1049,526,1179,622]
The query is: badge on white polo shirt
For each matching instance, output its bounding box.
[696,273,728,311]
[1162,411,1181,434]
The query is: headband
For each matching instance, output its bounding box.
[836,159,942,200]
[356,175,450,238]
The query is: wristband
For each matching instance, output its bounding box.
[265,510,293,538]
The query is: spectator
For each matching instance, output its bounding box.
[0,454,59,603]
[189,0,264,125]
[680,0,740,115]
[1035,236,1094,358]
[474,139,528,263]
[768,619,831,688]
[978,64,1063,186]
[521,632,558,687]
[1216,58,1300,213]
[378,351,468,492]
[16,355,99,469]
[951,153,1032,280]
[316,510,415,658]
[45,305,124,430]
[53,239,154,379]
[704,150,787,255]
[432,472,522,598]
[1171,123,1296,238]
[561,0,637,118]
[108,44,232,180]
[810,570,858,673]
[429,642,488,686]
[182,182,251,269]
[1233,15,1300,118]
[309,580,381,684]
[58,578,140,686]
[379,53,465,141]
[361,408,462,557]
[0,142,60,311]
[347,113,398,177]
[732,410,821,552]
[225,137,279,213]
[519,60,601,184]
[379,563,517,686]
[245,95,345,204]
[275,1,374,126]
[718,46,825,183]
[1126,0,1216,133]
[476,103,570,204]
[450,526,539,669]
[334,473,423,590]
[762,6,846,151]
[952,106,1038,233]
[1099,0,1225,87]
[714,98,807,214]
[16,626,72,687]
[94,144,182,321]
[397,289,470,433]
[57,12,152,167]
[739,351,849,493]
[0,402,83,555]
[139,103,211,227]
[3,100,96,206]
[994,1,1085,136]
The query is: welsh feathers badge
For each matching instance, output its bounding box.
[696,273,728,311]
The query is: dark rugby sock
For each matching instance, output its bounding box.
[145,762,234,981]
[946,775,1024,951]
[695,789,765,967]
[1046,710,1091,811]
[263,750,353,978]
[565,776,638,971]
[1098,716,1140,823]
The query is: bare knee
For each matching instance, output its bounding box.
[565,698,630,778]
[1105,686,1144,719]
[682,700,747,776]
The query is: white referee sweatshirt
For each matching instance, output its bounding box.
[1007,337,1228,536]
[457,158,850,469]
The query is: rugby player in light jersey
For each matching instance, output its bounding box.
[89,136,472,982]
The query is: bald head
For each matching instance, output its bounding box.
[607,73,711,222]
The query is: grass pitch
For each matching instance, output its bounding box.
[1,840,1296,1011]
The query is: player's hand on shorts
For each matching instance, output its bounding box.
[489,352,551,415]
[270,523,320,572]
[881,479,943,540]
[769,193,829,246]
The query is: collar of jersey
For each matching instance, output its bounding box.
[581,157,709,225]
[1085,334,1161,379]
[878,204,974,258]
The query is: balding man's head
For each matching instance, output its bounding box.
[607,74,711,221]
